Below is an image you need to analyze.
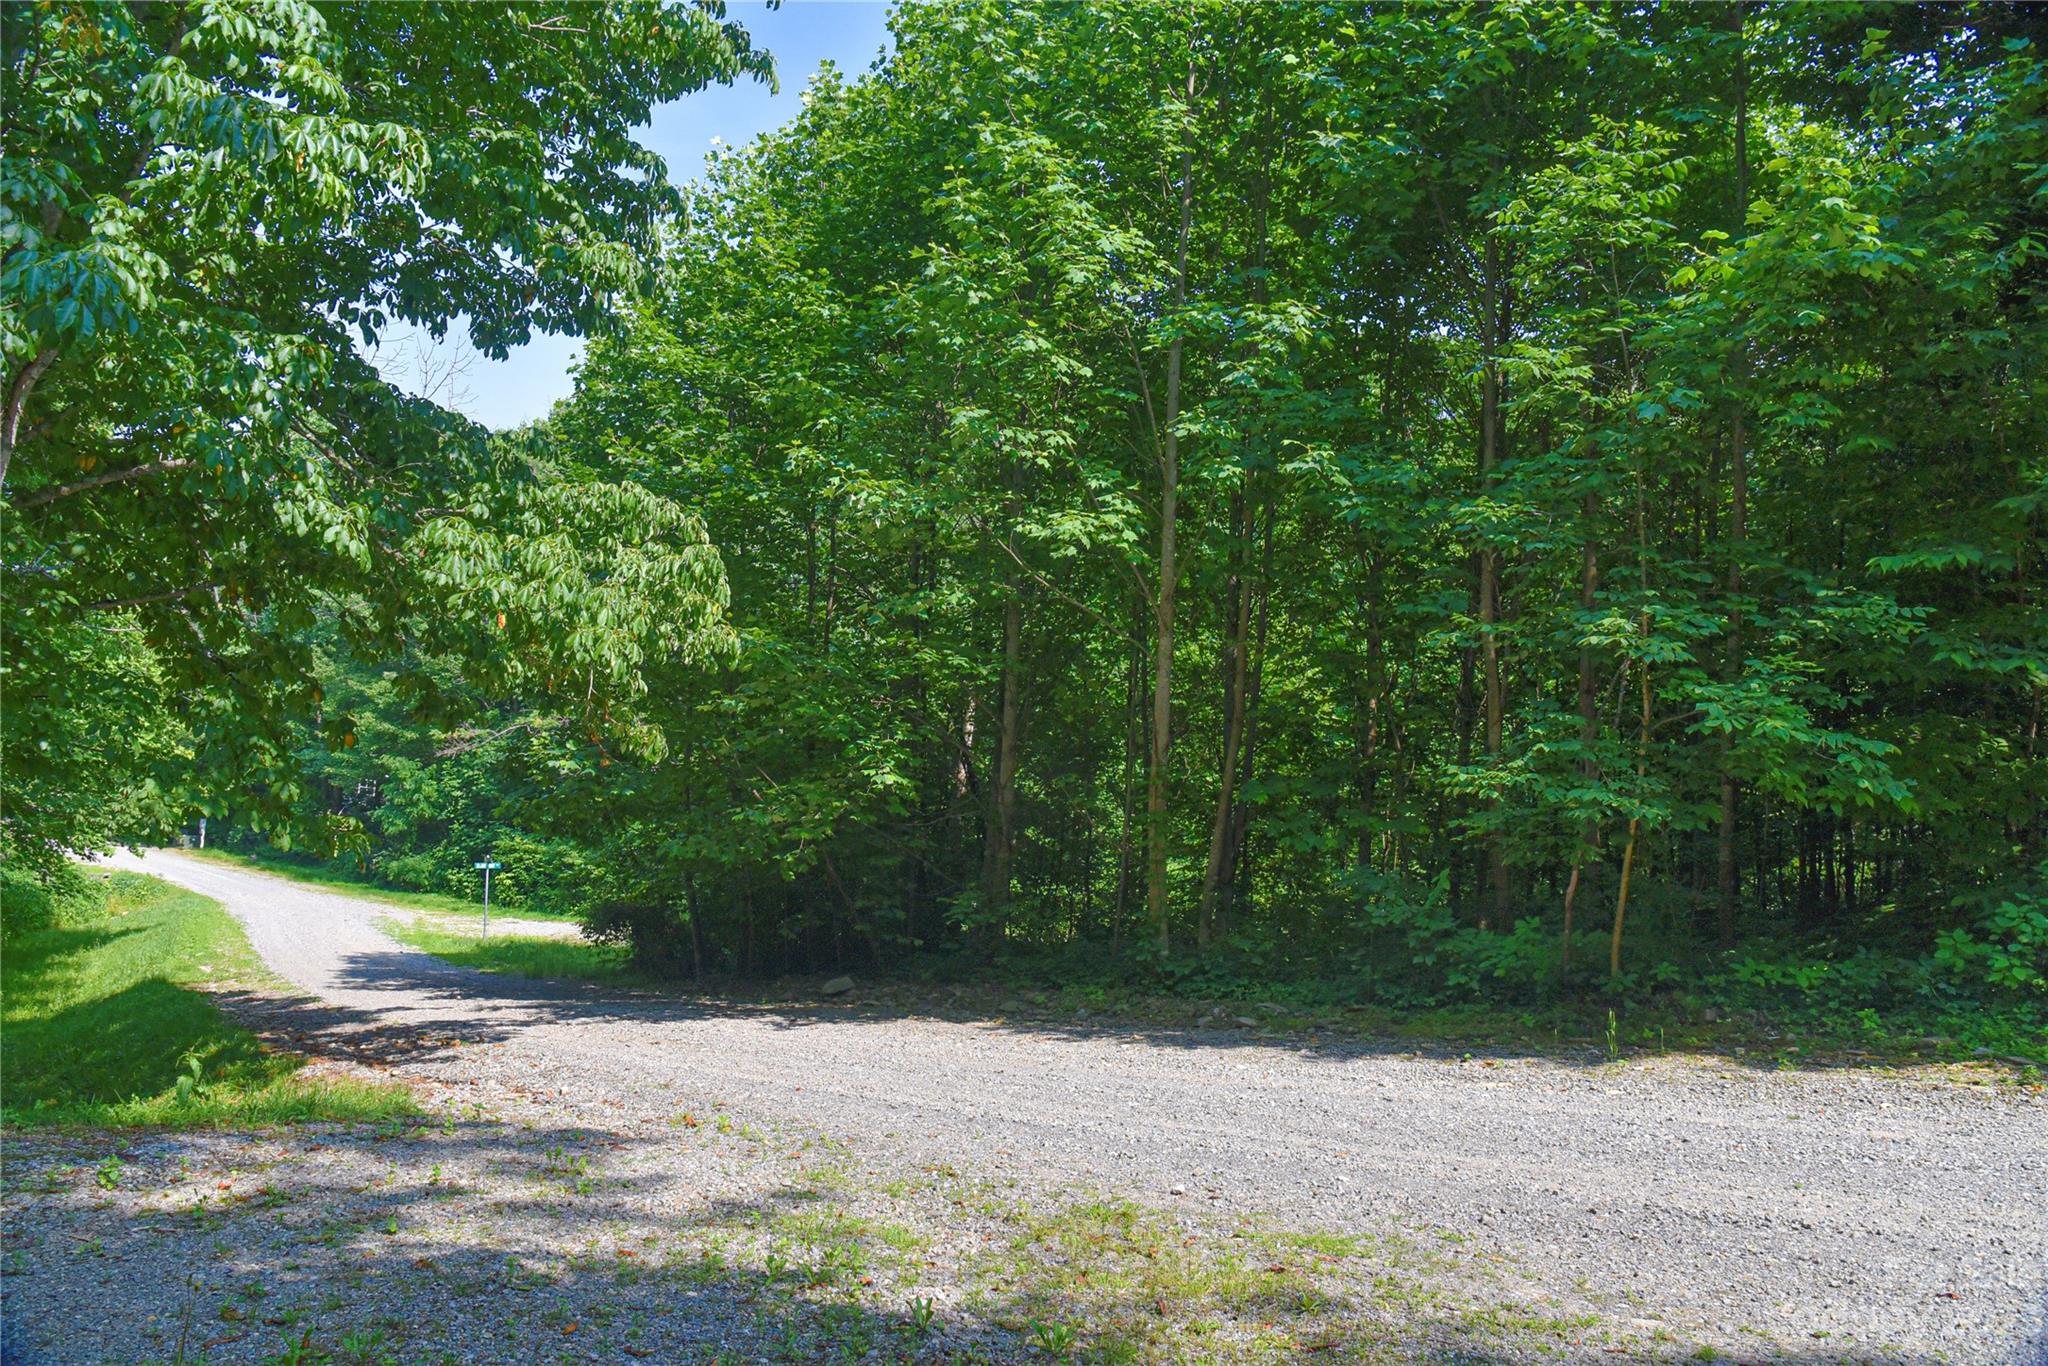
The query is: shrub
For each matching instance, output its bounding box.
[0,863,107,943]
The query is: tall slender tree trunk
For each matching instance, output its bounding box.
[1213,97,1279,940]
[1612,633,1652,978]
[1198,494,1252,946]
[982,449,1025,917]
[1146,55,1198,955]
[1562,490,1602,973]
[1612,474,1653,978]
[1716,8,1751,949]
[686,874,704,984]
[1478,235,1512,929]
[1227,492,1276,926]
[1113,592,1143,950]
[1452,593,1477,911]
[1356,549,1386,873]
[982,578,1023,916]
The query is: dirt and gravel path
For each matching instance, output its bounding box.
[6,848,2044,1364]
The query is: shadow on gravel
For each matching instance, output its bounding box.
[208,984,526,1070]
[0,1121,1916,1366]
[286,946,2045,1082]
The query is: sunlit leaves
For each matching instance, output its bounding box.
[0,0,763,864]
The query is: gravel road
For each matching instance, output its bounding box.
[7,848,2044,1364]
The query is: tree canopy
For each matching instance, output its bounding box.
[2,0,759,870]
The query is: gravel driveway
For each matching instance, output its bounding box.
[5,848,2044,1364]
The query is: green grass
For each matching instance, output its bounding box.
[180,847,579,921]
[382,920,634,983]
[1,870,416,1129]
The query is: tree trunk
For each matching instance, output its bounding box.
[0,347,56,491]
[1563,490,1602,973]
[1478,234,1512,929]
[1452,576,1478,912]
[686,874,704,985]
[1612,474,1653,978]
[1717,5,1751,949]
[982,583,1023,916]
[1227,492,1276,926]
[1146,54,1198,955]
[1356,550,1386,873]
[1114,592,1143,949]
[1198,495,1252,946]
[1611,656,1652,978]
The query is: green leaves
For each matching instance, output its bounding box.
[1,0,764,864]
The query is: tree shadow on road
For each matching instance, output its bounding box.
[288,941,2048,1083]
[1,1119,1921,1366]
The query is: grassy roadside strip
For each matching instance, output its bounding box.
[1,869,415,1129]
[178,846,579,922]
[381,918,637,984]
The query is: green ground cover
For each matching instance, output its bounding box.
[1,868,415,1128]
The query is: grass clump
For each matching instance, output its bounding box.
[382,919,631,983]
[1,869,415,1129]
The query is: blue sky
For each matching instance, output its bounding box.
[374,2,895,430]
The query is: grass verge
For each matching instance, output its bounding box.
[382,919,634,984]
[179,846,578,921]
[1,869,416,1129]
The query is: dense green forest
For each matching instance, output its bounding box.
[5,3,2045,1035]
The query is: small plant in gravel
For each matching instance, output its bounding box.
[263,1331,331,1366]
[94,1155,124,1190]
[908,1296,937,1334]
[1030,1319,1078,1356]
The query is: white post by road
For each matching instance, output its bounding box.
[473,860,502,938]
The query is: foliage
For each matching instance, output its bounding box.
[485,1,2047,1008]
[1,1,759,870]
[0,860,104,943]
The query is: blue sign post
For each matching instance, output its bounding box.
[473,860,502,938]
